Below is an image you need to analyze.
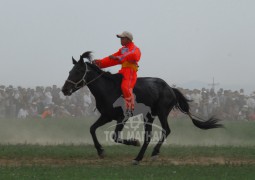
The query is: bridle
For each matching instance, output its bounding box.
[65,62,104,89]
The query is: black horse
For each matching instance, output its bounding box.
[62,51,222,165]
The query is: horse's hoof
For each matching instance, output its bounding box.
[99,153,104,159]
[132,159,140,165]
[134,139,141,147]
[151,155,159,161]
[98,149,105,159]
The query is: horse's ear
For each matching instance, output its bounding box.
[72,57,77,64]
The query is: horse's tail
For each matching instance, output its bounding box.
[172,88,223,130]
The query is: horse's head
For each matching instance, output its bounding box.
[62,51,92,96]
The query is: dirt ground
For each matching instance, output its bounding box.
[1,156,254,167]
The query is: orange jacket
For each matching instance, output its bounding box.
[98,42,141,71]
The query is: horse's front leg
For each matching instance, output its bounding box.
[90,115,111,158]
[112,118,140,146]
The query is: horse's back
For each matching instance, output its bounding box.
[136,77,168,87]
[134,77,175,107]
[135,77,171,92]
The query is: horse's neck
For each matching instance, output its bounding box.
[86,72,110,99]
[86,71,121,104]
[87,80,103,98]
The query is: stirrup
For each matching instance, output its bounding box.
[125,109,133,118]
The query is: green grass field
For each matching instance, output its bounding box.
[0,145,255,179]
[0,117,255,179]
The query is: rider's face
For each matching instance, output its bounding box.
[120,37,130,46]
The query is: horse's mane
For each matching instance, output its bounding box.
[81,51,122,83]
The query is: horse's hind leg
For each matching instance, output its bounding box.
[151,113,171,159]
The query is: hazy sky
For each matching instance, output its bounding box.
[1,0,255,93]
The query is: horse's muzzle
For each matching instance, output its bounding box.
[62,87,73,96]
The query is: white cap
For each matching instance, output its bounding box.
[116,31,133,41]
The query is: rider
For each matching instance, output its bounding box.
[93,31,141,117]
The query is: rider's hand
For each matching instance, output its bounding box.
[92,59,100,66]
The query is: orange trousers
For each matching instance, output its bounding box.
[95,58,138,111]
[118,68,137,111]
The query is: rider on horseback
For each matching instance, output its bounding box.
[92,31,141,117]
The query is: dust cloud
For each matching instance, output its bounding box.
[0,117,254,146]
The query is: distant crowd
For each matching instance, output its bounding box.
[0,85,97,119]
[0,85,255,121]
[176,87,255,121]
